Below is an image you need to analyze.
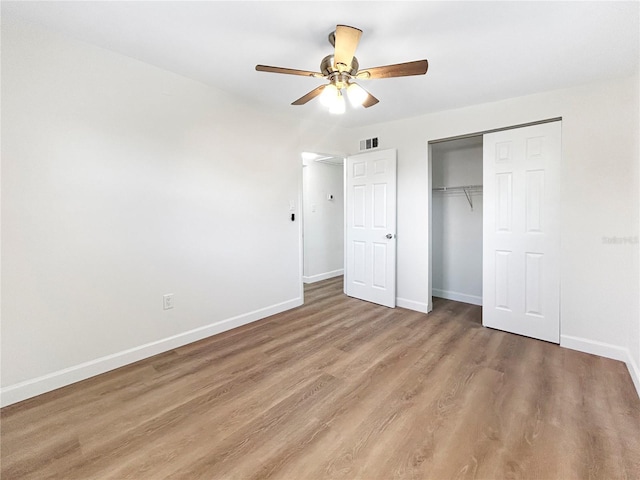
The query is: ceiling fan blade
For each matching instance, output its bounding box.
[292,85,326,105]
[362,91,379,108]
[349,82,380,108]
[333,25,362,71]
[357,60,429,79]
[256,65,323,78]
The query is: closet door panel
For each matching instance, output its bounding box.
[483,121,561,343]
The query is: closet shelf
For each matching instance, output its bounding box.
[432,184,483,191]
[432,185,483,210]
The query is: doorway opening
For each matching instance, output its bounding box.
[301,152,345,300]
[429,136,484,314]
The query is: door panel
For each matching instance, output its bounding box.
[496,173,513,232]
[346,149,397,307]
[483,122,561,343]
[494,250,511,311]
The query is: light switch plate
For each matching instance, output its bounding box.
[163,294,174,310]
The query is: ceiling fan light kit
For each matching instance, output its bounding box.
[329,91,346,115]
[256,25,428,114]
[347,83,369,107]
[319,83,338,107]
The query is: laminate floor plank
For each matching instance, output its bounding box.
[85,340,355,479]
[2,277,639,479]
[102,350,346,480]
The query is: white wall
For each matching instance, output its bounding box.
[302,159,344,283]
[0,19,324,405]
[343,74,640,395]
[431,137,483,305]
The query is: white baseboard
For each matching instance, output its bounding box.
[561,334,640,399]
[627,354,640,399]
[302,269,344,284]
[432,288,482,306]
[396,297,429,314]
[0,297,303,407]
[560,335,629,362]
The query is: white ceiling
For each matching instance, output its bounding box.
[3,1,639,128]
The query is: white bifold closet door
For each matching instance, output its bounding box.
[482,122,561,343]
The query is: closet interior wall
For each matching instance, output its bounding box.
[431,136,484,306]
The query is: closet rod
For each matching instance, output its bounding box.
[432,185,483,210]
[432,184,483,191]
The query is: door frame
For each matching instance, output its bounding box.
[299,150,347,304]
[426,117,562,314]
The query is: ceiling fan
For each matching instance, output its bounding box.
[255,25,428,114]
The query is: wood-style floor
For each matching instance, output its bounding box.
[2,276,639,479]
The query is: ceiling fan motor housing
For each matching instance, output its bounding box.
[321,55,359,77]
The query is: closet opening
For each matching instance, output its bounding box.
[429,135,484,316]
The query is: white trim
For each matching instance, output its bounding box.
[302,269,344,284]
[560,335,629,362]
[627,354,640,399]
[343,159,348,295]
[0,297,303,407]
[396,297,429,314]
[432,288,482,306]
[561,334,640,399]
[297,165,305,302]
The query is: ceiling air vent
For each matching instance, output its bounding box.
[359,137,379,151]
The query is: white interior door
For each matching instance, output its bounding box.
[345,148,397,308]
[483,122,561,343]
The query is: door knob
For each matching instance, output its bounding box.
[386,233,395,239]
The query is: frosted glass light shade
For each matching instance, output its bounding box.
[347,82,368,107]
[329,93,346,114]
[319,84,339,107]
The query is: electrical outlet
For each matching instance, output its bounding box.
[163,294,174,310]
